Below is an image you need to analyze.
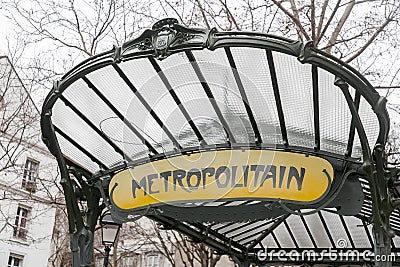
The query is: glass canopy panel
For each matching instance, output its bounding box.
[285,215,314,248]
[52,100,123,167]
[273,52,314,148]
[98,117,151,160]
[117,58,199,148]
[254,211,376,250]
[302,212,332,247]
[360,209,372,218]
[320,211,352,247]
[52,49,381,160]
[272,221,297,247]
[361,205,372,216]
[343,216,373,248]
[86,65,172,154]
[232,222,273,244]
[261,234,278,248]
[390,212,400,232]
[225,221,268,238]
[116,58,198,151]
[223,201,249,206]
[352,132,363,159]
[349,84,379,159]
[358,97,380,151]
[317,68,352,155]
[229,47,281,145]
[217,223,245,234]
[201,202,225,207]
[191,48,257,144]
[394,236,400,248]
[61,78,149,161]
[153,52,227,145]
[55,132,99,173]
[210,223,226,231]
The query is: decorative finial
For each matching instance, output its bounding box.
[152,18,179,30]
[152,18,179,59]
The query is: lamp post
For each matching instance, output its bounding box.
[100,212,121,267]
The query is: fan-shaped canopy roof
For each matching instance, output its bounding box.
[41,18,399,265]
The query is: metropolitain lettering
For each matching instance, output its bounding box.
[131,164,306,199]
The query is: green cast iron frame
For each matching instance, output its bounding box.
[40,18,398,266]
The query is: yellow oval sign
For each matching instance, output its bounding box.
[109,150,334,210]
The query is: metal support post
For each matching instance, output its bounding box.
[103,246,111,267]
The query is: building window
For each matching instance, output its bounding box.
[121,256,135,267]
[8,254,23,267]
[13,206,29,239]
[94,257,103,267]
[146,255,159,267]
[22,158,38,192]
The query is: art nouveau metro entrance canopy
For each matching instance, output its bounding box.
[41,18,400,266]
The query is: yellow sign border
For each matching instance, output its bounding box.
[109,150,334,210]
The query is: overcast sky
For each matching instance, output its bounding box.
[0,4,399,124]
[0,10,11,55]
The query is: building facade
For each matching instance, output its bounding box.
[0,56,58,267]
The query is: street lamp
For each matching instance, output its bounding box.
[100,212,121,267]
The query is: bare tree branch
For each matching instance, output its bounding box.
[345,16,393,62]
[326,0,355,53]
[271,0,310,41]
[69,0,90,56]
[317,0,341,45]
[194,0,211,29]
[316,0,329,39]
[310,0,316,42]
[218,0,240,30]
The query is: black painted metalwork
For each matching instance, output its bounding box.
[213,222,236,232]
[271,232,281,248]
[247,214,290,249]
[363,220,375,247]
[265,49,288,147]
[39,19,398,267]
[232,221,275,243]
[318,211,336,247]
[148,57,206,144]
[148,214,248,262]
[283,220,299,248]
[346,91,361,157]
[185,50,236,144]
[112,64,183,150]
[193,222,247,252]
[82,76,158,155]
[222,220,260,236]
[312,65,320,150]
[300,215,317,247]
[59,95,130,161]
[224,47,262,144]
[103,246,110,267]
[54,125,108,170]
[339,215,355,248]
